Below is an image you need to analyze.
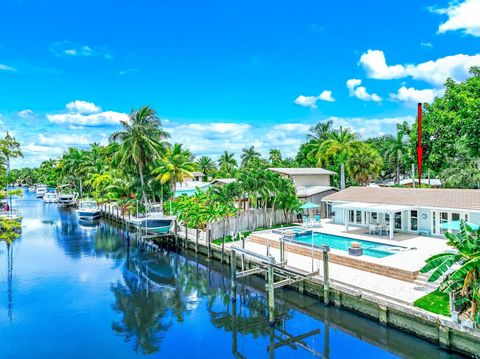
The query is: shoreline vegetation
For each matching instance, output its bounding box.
[0,68,479,354]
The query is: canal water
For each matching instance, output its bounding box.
[0,192,463,358]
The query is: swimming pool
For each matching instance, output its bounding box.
[290,232,406,258]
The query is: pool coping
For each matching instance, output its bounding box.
[249,232,419,282]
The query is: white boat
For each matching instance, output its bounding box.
[35,185,47,198]
[76,200,101,220]
[43,192,58,203]
[28,185,36,192]
[58,193,78,207]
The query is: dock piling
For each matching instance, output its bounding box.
[321,245,330,305]
[230,249,237,302]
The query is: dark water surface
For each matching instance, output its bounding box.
[0,192,463,358]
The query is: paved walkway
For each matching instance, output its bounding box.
[227,240,437,304]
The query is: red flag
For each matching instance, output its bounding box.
[417,103,422,187]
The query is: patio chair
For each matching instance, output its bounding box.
[314,214,321,227]
[368,224,376,235]
[302,215,309,227]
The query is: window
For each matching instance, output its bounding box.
[356,210,362,223]
[410,210,418,231]
[394,212,402,230]
[371,212,378,223]
[433,212,436,234]
[349,210,354,223]
[451,213,460,221]
[440,212,448,234]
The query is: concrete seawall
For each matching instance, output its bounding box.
[102,211,480,357]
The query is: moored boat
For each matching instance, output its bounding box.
[43,192,58,203]
[58,192,78,207]
[76,199,101,220]
[35,185,47,198]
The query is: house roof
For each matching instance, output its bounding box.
[269,167,336,176]
[191,171,205,177]
[211,178,237,185]
[297,186,337,198]
[322,186,480,211]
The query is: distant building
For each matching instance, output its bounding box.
[186,171,205,182]
[269,168,338,215]
[323,186,480,239]
[378,178,442,188]
[211,178,237,186]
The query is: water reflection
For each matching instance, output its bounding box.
[1,193,463,359]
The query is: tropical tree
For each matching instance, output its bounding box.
[268,149,282,166]
[420,222,480,325]
[346,144,384,185]
[153,143,195,195]
[383,123,410,184]
[109,106,170,205]
[308,127,362,189]
[58,147,87,194]
[240,146,260,167]
[218,151,237,177]
[196,156,217,181]
[307,120,333,142]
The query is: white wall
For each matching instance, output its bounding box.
[292,174,331,187]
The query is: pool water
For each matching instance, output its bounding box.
[293,232,404,258]
[0,192,461,358]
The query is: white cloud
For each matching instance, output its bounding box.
[346,78,381,102]
[435,0,480,36]
[25,143,63,154]
[38,133,91,146]
[46,101,127,126]
[390,86,444,104]
[294,90,335,108]
[66,100,101,114]
[18,109,35,118]
[47,110,128,126]
[326,116,415,138]
[0,64,16,72]
[359,49,480,86]
[50,41,112,59]
[359,50,406,79]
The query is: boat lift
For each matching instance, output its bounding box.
[230,246,320,324]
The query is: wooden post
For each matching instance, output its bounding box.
[185,223,188,249]
[280,233,285,264]
[195,227,199,253]
[267,259,275,324]
[207,225,212,259]
[230,249,237,302]
[322,245,330,305]
[174,219,178,247]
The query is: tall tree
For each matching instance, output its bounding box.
[196,156,217,181]
[153,143,195,195]
[268,149,282,166]
[308,127,362,189]
[240,146,260,167]
[218,151,237,177]
[384,123,410,184]
[109,106,170,205]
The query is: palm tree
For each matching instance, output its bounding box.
[420,222,480,325]
[384,123,409,185]
[241,146,260,167]
[218,151,237,169]
[308,127,362,189]
[109,106,170,205]
[346,144,383,185]
[152,143,195,195]
[196,156,217,181]
[307,120,334,141]
[58,147,88,195]
[268,149,282,166]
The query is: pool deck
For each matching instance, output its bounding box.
[227,221,452,304]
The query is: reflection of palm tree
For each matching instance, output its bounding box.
[111,273,172,354]
[7,243,13,322]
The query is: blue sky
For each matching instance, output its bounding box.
[1,0,479,168]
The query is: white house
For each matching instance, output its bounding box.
[269,168,338,215]
[323,186,480,239]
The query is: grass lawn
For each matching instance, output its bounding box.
[414,290,450,317]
